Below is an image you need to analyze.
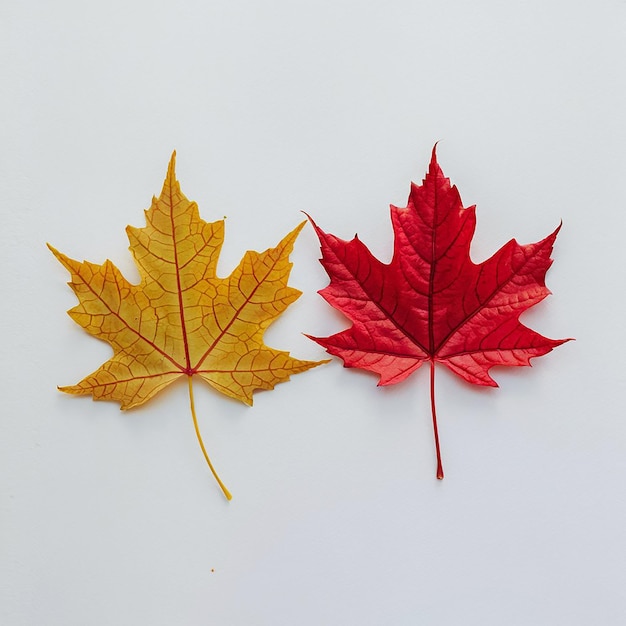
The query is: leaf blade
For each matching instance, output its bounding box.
[308,145,571,476]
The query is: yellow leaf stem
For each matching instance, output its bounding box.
[188,376,232,500]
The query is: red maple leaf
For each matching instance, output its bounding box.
[307,146,570,479]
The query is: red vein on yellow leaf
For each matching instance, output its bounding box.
[166,158,229,500]
[169,176,193,374]
[193,229,301,372]
[60,371,181,388]
[193,272,264,371]
[48,250,185,372]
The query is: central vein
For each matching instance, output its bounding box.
[169,184,192,373]
[428,179,438,357]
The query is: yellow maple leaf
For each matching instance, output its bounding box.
[49,153,326,499]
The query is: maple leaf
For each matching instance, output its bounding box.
[49,153,325,499]
[307,146,570,479]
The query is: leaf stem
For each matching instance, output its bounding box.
[430,360,444,480]
[187,376,232,500]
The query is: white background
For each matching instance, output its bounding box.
[2,1,625,624]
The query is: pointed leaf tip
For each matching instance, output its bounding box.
[166,151,177,181]
[431,141,440,161]
[292,219,307,237]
